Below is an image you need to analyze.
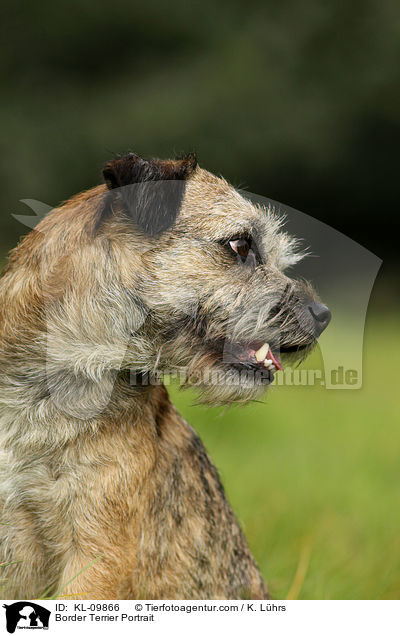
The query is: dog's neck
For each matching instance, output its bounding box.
[0,372,175,455]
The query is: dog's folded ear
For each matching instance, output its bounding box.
[101,153,197,236]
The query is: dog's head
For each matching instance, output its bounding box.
[99,152,331,404]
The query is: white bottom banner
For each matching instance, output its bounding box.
[1,600,398,635]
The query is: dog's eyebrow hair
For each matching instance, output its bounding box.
[172,223,258,242]
[218,220,264,241]
[222,224,265,243]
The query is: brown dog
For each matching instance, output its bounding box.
[0,153,330,599]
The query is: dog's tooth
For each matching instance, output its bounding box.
[255,343,269,362]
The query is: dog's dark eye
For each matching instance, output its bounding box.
[229,238,251,260]
[221,236,258,265]
[220,235,259,266]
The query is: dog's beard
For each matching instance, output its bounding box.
[143,322,316,405]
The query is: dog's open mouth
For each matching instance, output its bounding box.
[222,340,313,373]
[248,342,283,372]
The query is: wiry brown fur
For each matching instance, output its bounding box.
[0,154,325,599]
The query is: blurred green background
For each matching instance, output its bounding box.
[1,0,399,599]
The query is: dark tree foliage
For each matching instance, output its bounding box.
[1,0,399,268]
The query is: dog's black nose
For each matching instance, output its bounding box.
[308,302,331,336]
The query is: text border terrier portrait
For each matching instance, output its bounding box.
[0,152,330,599]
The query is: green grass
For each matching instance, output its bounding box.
[168,313,400,599]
